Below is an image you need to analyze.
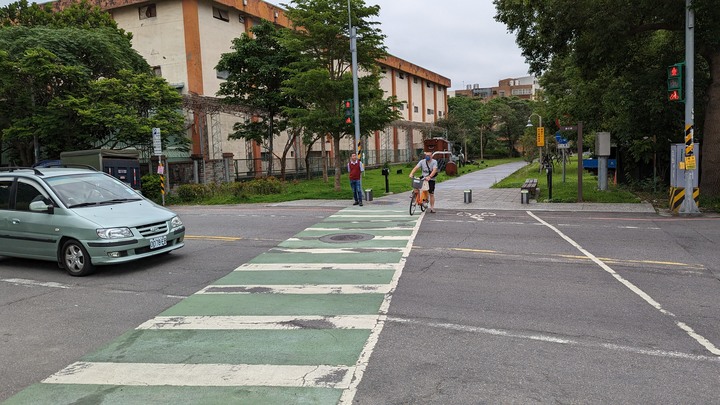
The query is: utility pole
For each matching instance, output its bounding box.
[680,0,699,214]
[348,0,361,156]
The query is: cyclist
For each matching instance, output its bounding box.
[409,151,438,213]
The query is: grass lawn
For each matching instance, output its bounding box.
[192,157,525,205]
[492,155,643,204]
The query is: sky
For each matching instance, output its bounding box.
[0,0,531,90]
[368,0,531,91]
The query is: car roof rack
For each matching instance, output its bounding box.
[0,167,44,175]
[37,163,98,171]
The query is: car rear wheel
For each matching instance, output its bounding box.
[60,240,95,276]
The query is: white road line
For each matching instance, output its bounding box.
[330,215,411,218]
[234,263,401,271]
[269,247,403,254]
[0,278,72,289]
[196,284,392,294]
[528,211,720,357]
[389,317,720,362]
[339,207,426,404]
[308,227,415,231]
[136,315,379,330]
[286,236,411,241]
[43,362,354,388]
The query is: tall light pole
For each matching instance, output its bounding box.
[680,0,699,214]
[347,0,361,156]
[526,113,543,166]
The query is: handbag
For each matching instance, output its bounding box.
[421,180,430,191]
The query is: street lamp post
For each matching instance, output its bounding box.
[526,113,543,167]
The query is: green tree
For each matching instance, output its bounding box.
[281,0,401,190]
[216,19,300,178]
[0,1,183,165]
[494,0,720,195]
[486,97,531,157]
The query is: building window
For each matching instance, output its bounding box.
[139,4,156,19]
[239,15,245,23]
[213,7,229,22]
[397,72,404,80]
[216,70,229,80]
[413,78,418,84]
[426,82,434,88]
[398,103,405,110]
[152,66,162,77]
[438,111,443,117]
[414,106,419,113]
[427,108,434,115]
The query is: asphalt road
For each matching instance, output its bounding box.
[2,204,720,403]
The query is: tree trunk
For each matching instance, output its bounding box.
[701,50,720,198]
[321,136,328,183]
[333,136,342,191]
[267,113,274,177]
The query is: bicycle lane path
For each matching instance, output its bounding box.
[5,205,423,404]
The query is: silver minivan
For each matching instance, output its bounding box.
[0,167,185,276]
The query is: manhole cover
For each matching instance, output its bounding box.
[320,233,374,243]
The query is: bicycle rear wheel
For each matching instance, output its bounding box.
[409,192,417,215]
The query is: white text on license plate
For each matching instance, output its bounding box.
[149,235,167,249]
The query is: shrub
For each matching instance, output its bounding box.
[176,183,210,202]
[141,174,162,202]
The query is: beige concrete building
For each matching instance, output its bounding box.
[55,0,450,182]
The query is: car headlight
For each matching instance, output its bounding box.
[97,227,133,239]
[171,216,183,230]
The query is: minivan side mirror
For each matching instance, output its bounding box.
[29,199,54,214]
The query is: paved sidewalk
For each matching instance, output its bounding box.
[275,161,657,214]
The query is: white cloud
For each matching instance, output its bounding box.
[369,0,530,90]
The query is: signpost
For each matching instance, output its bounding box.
[152,128,165,206]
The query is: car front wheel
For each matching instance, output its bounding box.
[60,240,95,276]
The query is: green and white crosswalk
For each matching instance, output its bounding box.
[5,207,422,404]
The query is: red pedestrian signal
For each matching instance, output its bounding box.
[667,63,684,102]
[342,99,353,124]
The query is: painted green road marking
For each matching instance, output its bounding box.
[250,251,403,264]
[82,329,370,366]
[279,239,408,249]
[6,205,424,404]
[160,294,385,316]
[213,270,395,285]
[4,384,342,405]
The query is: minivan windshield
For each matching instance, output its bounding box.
[45,173,142,208]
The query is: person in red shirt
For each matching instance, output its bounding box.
[347,153,365,206]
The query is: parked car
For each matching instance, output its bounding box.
[0,167,185,276]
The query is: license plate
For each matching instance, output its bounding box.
[149,235,167,249]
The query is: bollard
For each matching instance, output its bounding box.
[521,189,529,204]
[464,189,472,204]
[364,189,373,201]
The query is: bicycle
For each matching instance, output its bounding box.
[409,177,429,215]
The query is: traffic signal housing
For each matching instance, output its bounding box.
[342,99,353,124]
[667,63,684,102]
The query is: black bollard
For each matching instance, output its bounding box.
[547,164,553,200]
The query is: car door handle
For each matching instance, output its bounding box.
[11,218,20,224]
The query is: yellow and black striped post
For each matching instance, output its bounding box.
[684,125,696,170]
[158,163,166,206]
[669,186,699,213]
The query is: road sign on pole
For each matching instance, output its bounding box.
[536,127,545,147]
[152,128,162,156]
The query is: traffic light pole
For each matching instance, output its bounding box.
[348,1,361,156]
[680,0,699,214]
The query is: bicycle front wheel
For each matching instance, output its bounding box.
[409,193,417,215]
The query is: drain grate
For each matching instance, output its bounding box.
[319,233,374,243]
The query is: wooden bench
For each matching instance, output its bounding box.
[520,178,538,204]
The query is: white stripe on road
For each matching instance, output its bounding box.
[308,227,415,231]
[286,236,411,241]
[137,315,379,330]
[0,278,71,289]
[389,316,720,362]
[43,362,353,388]
[197,284,392,294]
[234,263,402,271]
[270,247,403,254]
[528,211,720,357]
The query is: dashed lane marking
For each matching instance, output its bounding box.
[137,315,379,330]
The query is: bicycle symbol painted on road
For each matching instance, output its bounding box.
[456,212,496,221]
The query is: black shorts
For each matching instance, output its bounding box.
[428,179,436,194]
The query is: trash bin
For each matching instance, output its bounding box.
[464,189,472,204]
[364,189,373,201]
[521,189,529,204]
